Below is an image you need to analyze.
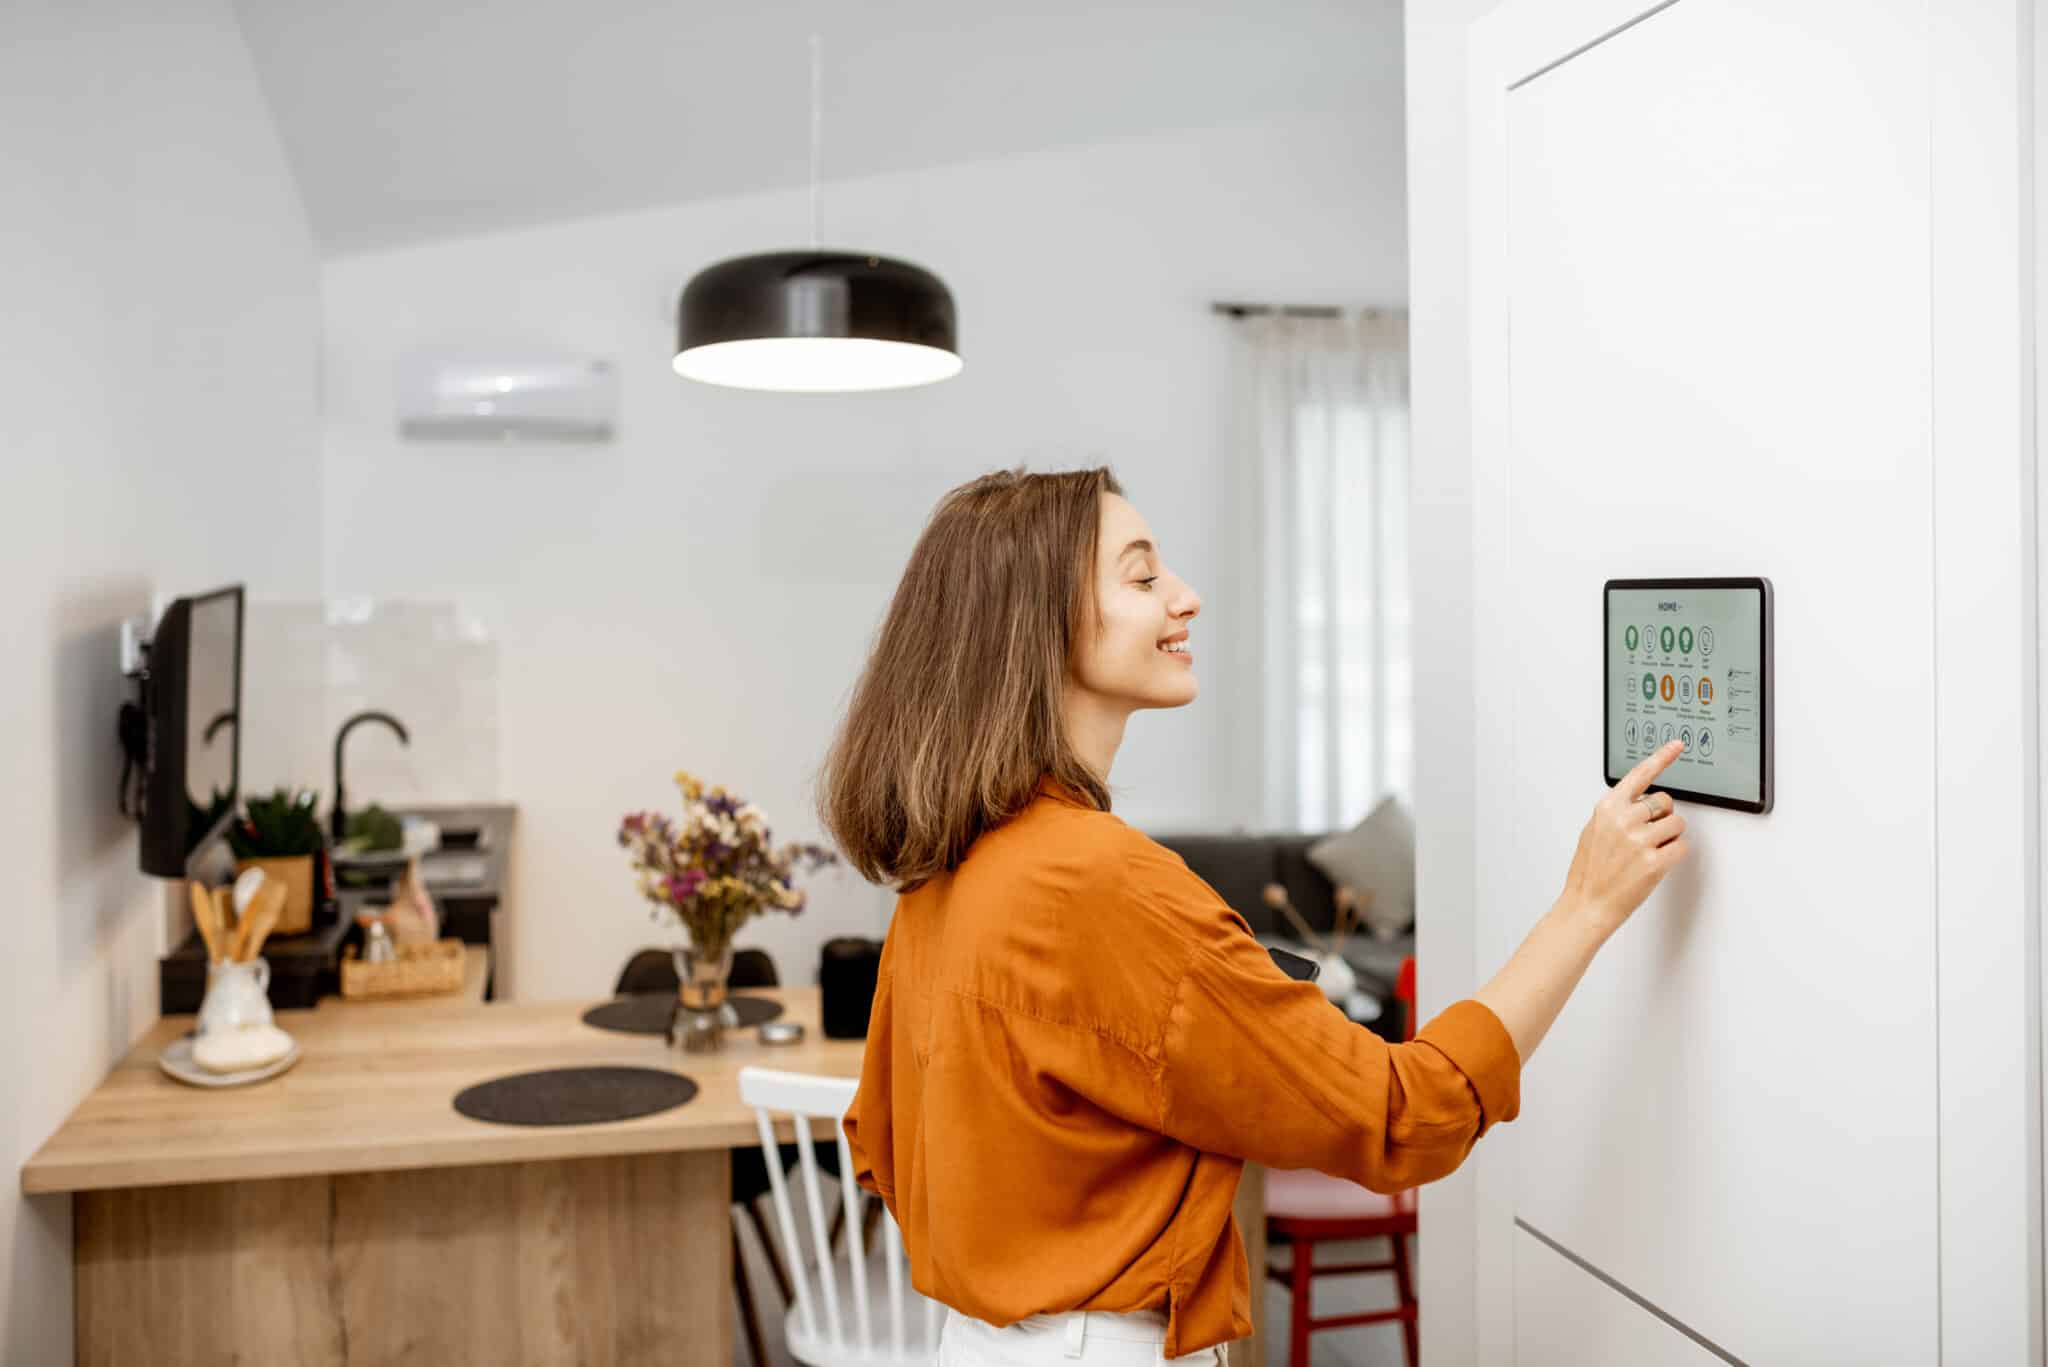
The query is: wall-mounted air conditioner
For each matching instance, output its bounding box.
[395,349,619,441]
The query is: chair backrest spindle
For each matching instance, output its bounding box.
[753,1104,819,1344]
[836,1128,873,1348]
[738,1066,940,1366]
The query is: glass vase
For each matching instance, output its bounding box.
[670,939,738,1052]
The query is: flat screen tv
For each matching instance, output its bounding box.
[139,585,244,876]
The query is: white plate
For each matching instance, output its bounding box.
[158,1033,301,1088]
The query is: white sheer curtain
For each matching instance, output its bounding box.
[1226,309,1411,833]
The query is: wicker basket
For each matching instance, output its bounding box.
[340,938,467,1001]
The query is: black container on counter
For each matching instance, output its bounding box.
[158,917,351,1015]
[819,936,883,1039]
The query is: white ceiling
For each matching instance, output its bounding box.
[229,0,1403,255]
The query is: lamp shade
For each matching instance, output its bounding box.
[673,250,961,392]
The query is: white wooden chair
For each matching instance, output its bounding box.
[737,1066,942,1366]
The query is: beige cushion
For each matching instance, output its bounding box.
[1265,1166,1415,1219]
[1305,796,1416,941]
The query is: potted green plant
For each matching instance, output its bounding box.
[227,788,324,935]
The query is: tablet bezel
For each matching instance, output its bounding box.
[1603,577,1773,814]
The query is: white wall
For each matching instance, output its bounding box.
[319,107,1409,1004]
[0,0,322,1359]
[1404,2,1506,1362]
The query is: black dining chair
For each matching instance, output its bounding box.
[610,947,871,1367]
[612,946,780,996]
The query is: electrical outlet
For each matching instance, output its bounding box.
[119,615,152,677]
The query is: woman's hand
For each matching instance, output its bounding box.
[1560,740,1691,940]
[1472,741,1693,1064]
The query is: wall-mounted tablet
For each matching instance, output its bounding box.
[1604,578,1773,813]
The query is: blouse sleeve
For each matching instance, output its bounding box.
[1136,848,1522,1192]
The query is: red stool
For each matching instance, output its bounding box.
[1265,1170,1418,1367]
[1263,955,1422,1367]
[1394,954,1417,1043]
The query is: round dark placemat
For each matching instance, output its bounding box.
[723,993,785,1026]
[453,1066,698,1127]
[580,991,784,1036]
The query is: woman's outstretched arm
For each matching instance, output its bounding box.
[1474,740,1690,1062]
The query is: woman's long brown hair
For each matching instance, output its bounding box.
[818,466,1120,890]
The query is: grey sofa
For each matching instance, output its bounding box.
[1148,830,1415,995]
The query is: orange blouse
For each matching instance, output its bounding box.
[842,778,1521,1360]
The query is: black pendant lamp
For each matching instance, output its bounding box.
[674,38,961,393]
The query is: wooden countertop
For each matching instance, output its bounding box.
[21,987,864,1196]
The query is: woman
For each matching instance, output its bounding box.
[821,467,1688,1366]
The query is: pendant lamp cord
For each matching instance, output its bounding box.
[809,32,823,249]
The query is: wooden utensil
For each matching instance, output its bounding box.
[188,881,223,964]
[237,881,288,962]
[1262,882,1327,953]
[232,866,267,918]
[230,881,264,960]
[211,886,236,960]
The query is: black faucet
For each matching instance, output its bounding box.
[332,710,411,842]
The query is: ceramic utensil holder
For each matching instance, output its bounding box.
[197,959,274,1037]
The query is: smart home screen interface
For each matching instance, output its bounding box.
[1605,581,1769,811]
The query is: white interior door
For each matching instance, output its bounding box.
[1514,1225,1730,1366]
[1470,1,1939,1360]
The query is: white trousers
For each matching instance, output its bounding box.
[937,1307,1224,1366]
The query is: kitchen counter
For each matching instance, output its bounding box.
[157,803,520,1016]
[24,986,857,1195]
[25,988,861,1365]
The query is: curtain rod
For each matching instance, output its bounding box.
[1209,302,1397,320]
